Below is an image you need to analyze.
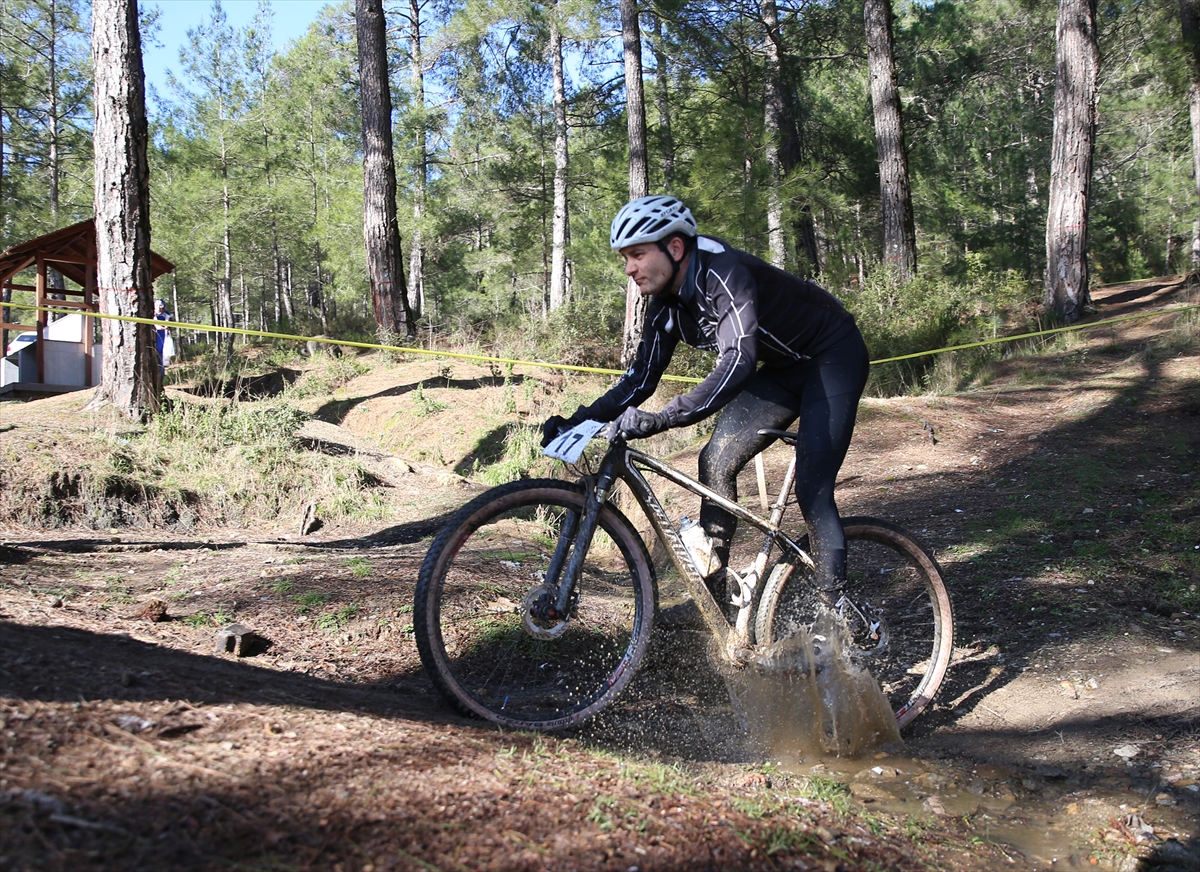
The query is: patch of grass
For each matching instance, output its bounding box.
[626,761,698,797]
[755,825,822,856]
[270,579,295,594]
[476,424,545,486]
[151,399,308,450]
[731,795,784,819]
[184,612,211,628]
[293,591,329,614]
[103,574,134,605]
[798,775,853,815]
[412,382,449,416]
[284,356,370,399]
[344,557,373,579]
[317,604,358,631]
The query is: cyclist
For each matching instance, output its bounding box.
[541,194,870,603]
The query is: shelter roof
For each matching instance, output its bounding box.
[0,219,175,287]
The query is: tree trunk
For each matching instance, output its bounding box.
[1183,0,1200,269]
[548,14,570,312]
[221,182,234,353]
[409,0,427,319]
[46,0,67,299]
[1044,0,1099,322]
[90,0,159,418]
[620,0,650,366]
[865,0,917,281]
[355,0,414,337]
[762,0,786,269]
[650,15,674,190]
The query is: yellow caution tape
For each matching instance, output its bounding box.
[3,299,1197,383]
[869,304,1199,364]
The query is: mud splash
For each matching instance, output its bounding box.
[730,613,902,760]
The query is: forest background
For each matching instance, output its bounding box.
[0,0,1195,387]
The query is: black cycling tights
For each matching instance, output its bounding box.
[698,331,870,589]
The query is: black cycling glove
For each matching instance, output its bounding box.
[616,407,670,439]
[540,415,572,448]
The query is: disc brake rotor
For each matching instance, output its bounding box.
[521,583,570,640]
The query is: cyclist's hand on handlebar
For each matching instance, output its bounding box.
[540,415,571,448]
[616,407,670,440]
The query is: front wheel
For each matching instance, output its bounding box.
[755,517,954,729]
[414,479,657,731]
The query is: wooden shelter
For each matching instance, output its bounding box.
[0,219,175,392]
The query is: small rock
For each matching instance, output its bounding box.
[115,715,155,733]
[1153,792,1176,807]
[47,598,63,608]
[1156,839,1198,866]
[923,795,948,816]
[1121,813,1157,843]
[215,624,256,657]
[849,782,891,802]
[1113,744,1140,760]
[137,599,168,622]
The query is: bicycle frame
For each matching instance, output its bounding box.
[550,435,815,664]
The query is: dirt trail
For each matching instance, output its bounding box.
[0,276,1197,871]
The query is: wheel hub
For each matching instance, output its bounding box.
[522,583,570,639]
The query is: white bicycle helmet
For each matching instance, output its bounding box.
[610,195,697,251]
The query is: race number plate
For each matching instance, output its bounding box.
[542,419,605,464]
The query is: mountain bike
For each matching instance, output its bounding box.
[414,422,954,732]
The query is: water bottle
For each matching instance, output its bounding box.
[678,516,717,576]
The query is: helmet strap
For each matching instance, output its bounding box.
[657,238,685,290]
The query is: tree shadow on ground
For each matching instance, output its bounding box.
[180,368,302,400]
[0,620,443,724]
[312,373,526,425]
[452,422,515,477]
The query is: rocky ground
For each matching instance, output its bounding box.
[0,276,1197,871]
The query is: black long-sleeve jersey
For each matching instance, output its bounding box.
[583,235,860,428]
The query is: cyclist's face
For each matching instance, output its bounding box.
[619,240,684,297]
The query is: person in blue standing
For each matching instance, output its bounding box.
[541,195,870,606]
[153,298,173,377]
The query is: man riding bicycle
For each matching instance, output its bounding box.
[541,194,870,604]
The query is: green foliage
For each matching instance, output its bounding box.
[475,424,549,485]
[798,776,853,815]
[293,591,329,614]
[9,0,1177,378]
[344,557,373,579]
[845,260,1037,395]
[317,604,359,631]
[285,357,371,399]
[150,399,308,450]
[412,382,450,416]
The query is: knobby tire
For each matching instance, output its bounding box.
[755,517,954,729]
[414,479,657,731]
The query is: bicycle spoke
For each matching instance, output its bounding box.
[415,481,656,730]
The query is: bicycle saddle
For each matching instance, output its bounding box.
[757,428,799,445]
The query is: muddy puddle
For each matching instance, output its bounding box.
[770,747,1200,870]
[587,594,1197,870]
[726,641,1199,871]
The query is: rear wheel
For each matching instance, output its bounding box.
[755,517,954,728]
[414,479,656,731]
